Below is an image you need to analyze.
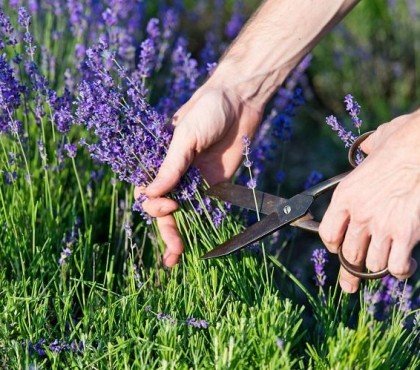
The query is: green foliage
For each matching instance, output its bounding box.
[0,1,418,369]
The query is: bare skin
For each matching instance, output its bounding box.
[135,0,420,292]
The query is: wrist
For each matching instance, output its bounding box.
[204,56,290,111]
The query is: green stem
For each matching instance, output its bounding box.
[246,155,269,284]
[71,157,88,230]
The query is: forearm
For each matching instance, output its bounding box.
[207,0,360,109]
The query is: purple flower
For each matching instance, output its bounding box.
[246,178,257,190]
[76,41,225,224]
[1,9,18,48]
[49,339,69,353]
[137,38,158,80]
[225,13,244,39]
[3,171,18,185]
[157,312,176,325]
[124,222,132,238]
[304,171,323,190]
[17,7,31,28]
[276,338,285,350]
[0,55,23,129]
[67,0,86,37]
[311,248,328,287]
[344,94,362,129]
[28,0,39,14]
[186,317,209,329]
[146,18,160,39]
[363,287,382,315]
[102,8,117,27]
[325,115,356,148]
[26,338,83,356]
[242,135,251,154]
[58,247,72,266]
[18,7,36,58]
[64,143,77,158]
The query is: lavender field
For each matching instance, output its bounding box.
[0,0,418,368]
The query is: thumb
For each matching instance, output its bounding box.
[145,125,196,198]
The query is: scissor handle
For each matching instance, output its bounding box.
[348,130,375,168]
[293,218,389,279]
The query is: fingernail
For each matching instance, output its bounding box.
[341,280,356,294]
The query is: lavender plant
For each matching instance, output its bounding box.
[0,1,418,369]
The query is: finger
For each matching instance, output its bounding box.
[156,215,184,267]
[387,239,417,280]
[319,202,349,254]
[359,132,376,154]
[339,223,370,293]
[142,198,179,218]
[365,235,391,273]
[145,125,196,198]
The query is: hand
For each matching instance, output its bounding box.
[319,110,420,293]
[134,85,262,267]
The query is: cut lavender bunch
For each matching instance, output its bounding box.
[75,39,225,225]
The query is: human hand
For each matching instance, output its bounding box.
[134,84,262,267]
[319,110,420,293]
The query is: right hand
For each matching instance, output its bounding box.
[134,84,263,267]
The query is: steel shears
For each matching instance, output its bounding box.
[201,131,389,280]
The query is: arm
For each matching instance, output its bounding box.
[210,0,360,109]
[138,0,361,267]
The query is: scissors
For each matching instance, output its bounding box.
[201,131,389,280]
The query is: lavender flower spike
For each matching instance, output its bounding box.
[325,115,356,148]
[186,317,209,329]
[344,94,362,129]
[311,248,328,287]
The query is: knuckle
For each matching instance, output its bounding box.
[365,256,382,272]
[342,245,364,265]
[346,223,366,238]
[319,224,338,249]
[388,264,411,279]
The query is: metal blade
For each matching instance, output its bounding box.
[201,212,283,259]
[206,182,287,215]
[201,193,314,260]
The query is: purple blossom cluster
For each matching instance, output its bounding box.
[364,275,414,319]
[0,54,24,134]
[225,1,245,39]
[325,94,363,148]
[26,338,84,356]
[325,115,356,148]
[59,247,72,266]
[157,312,176,325]
[363,275,416,321]
[186,317,209,329]
[344,94,362,129]
[74,25,226,225]
[311,248,328,287]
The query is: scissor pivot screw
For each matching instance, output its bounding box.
[283,205,291,214]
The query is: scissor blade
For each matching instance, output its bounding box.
[206,182,287,215]
[201,193,314,260]
[201,212,283,259]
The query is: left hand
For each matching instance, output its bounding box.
[319,110,420,293]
